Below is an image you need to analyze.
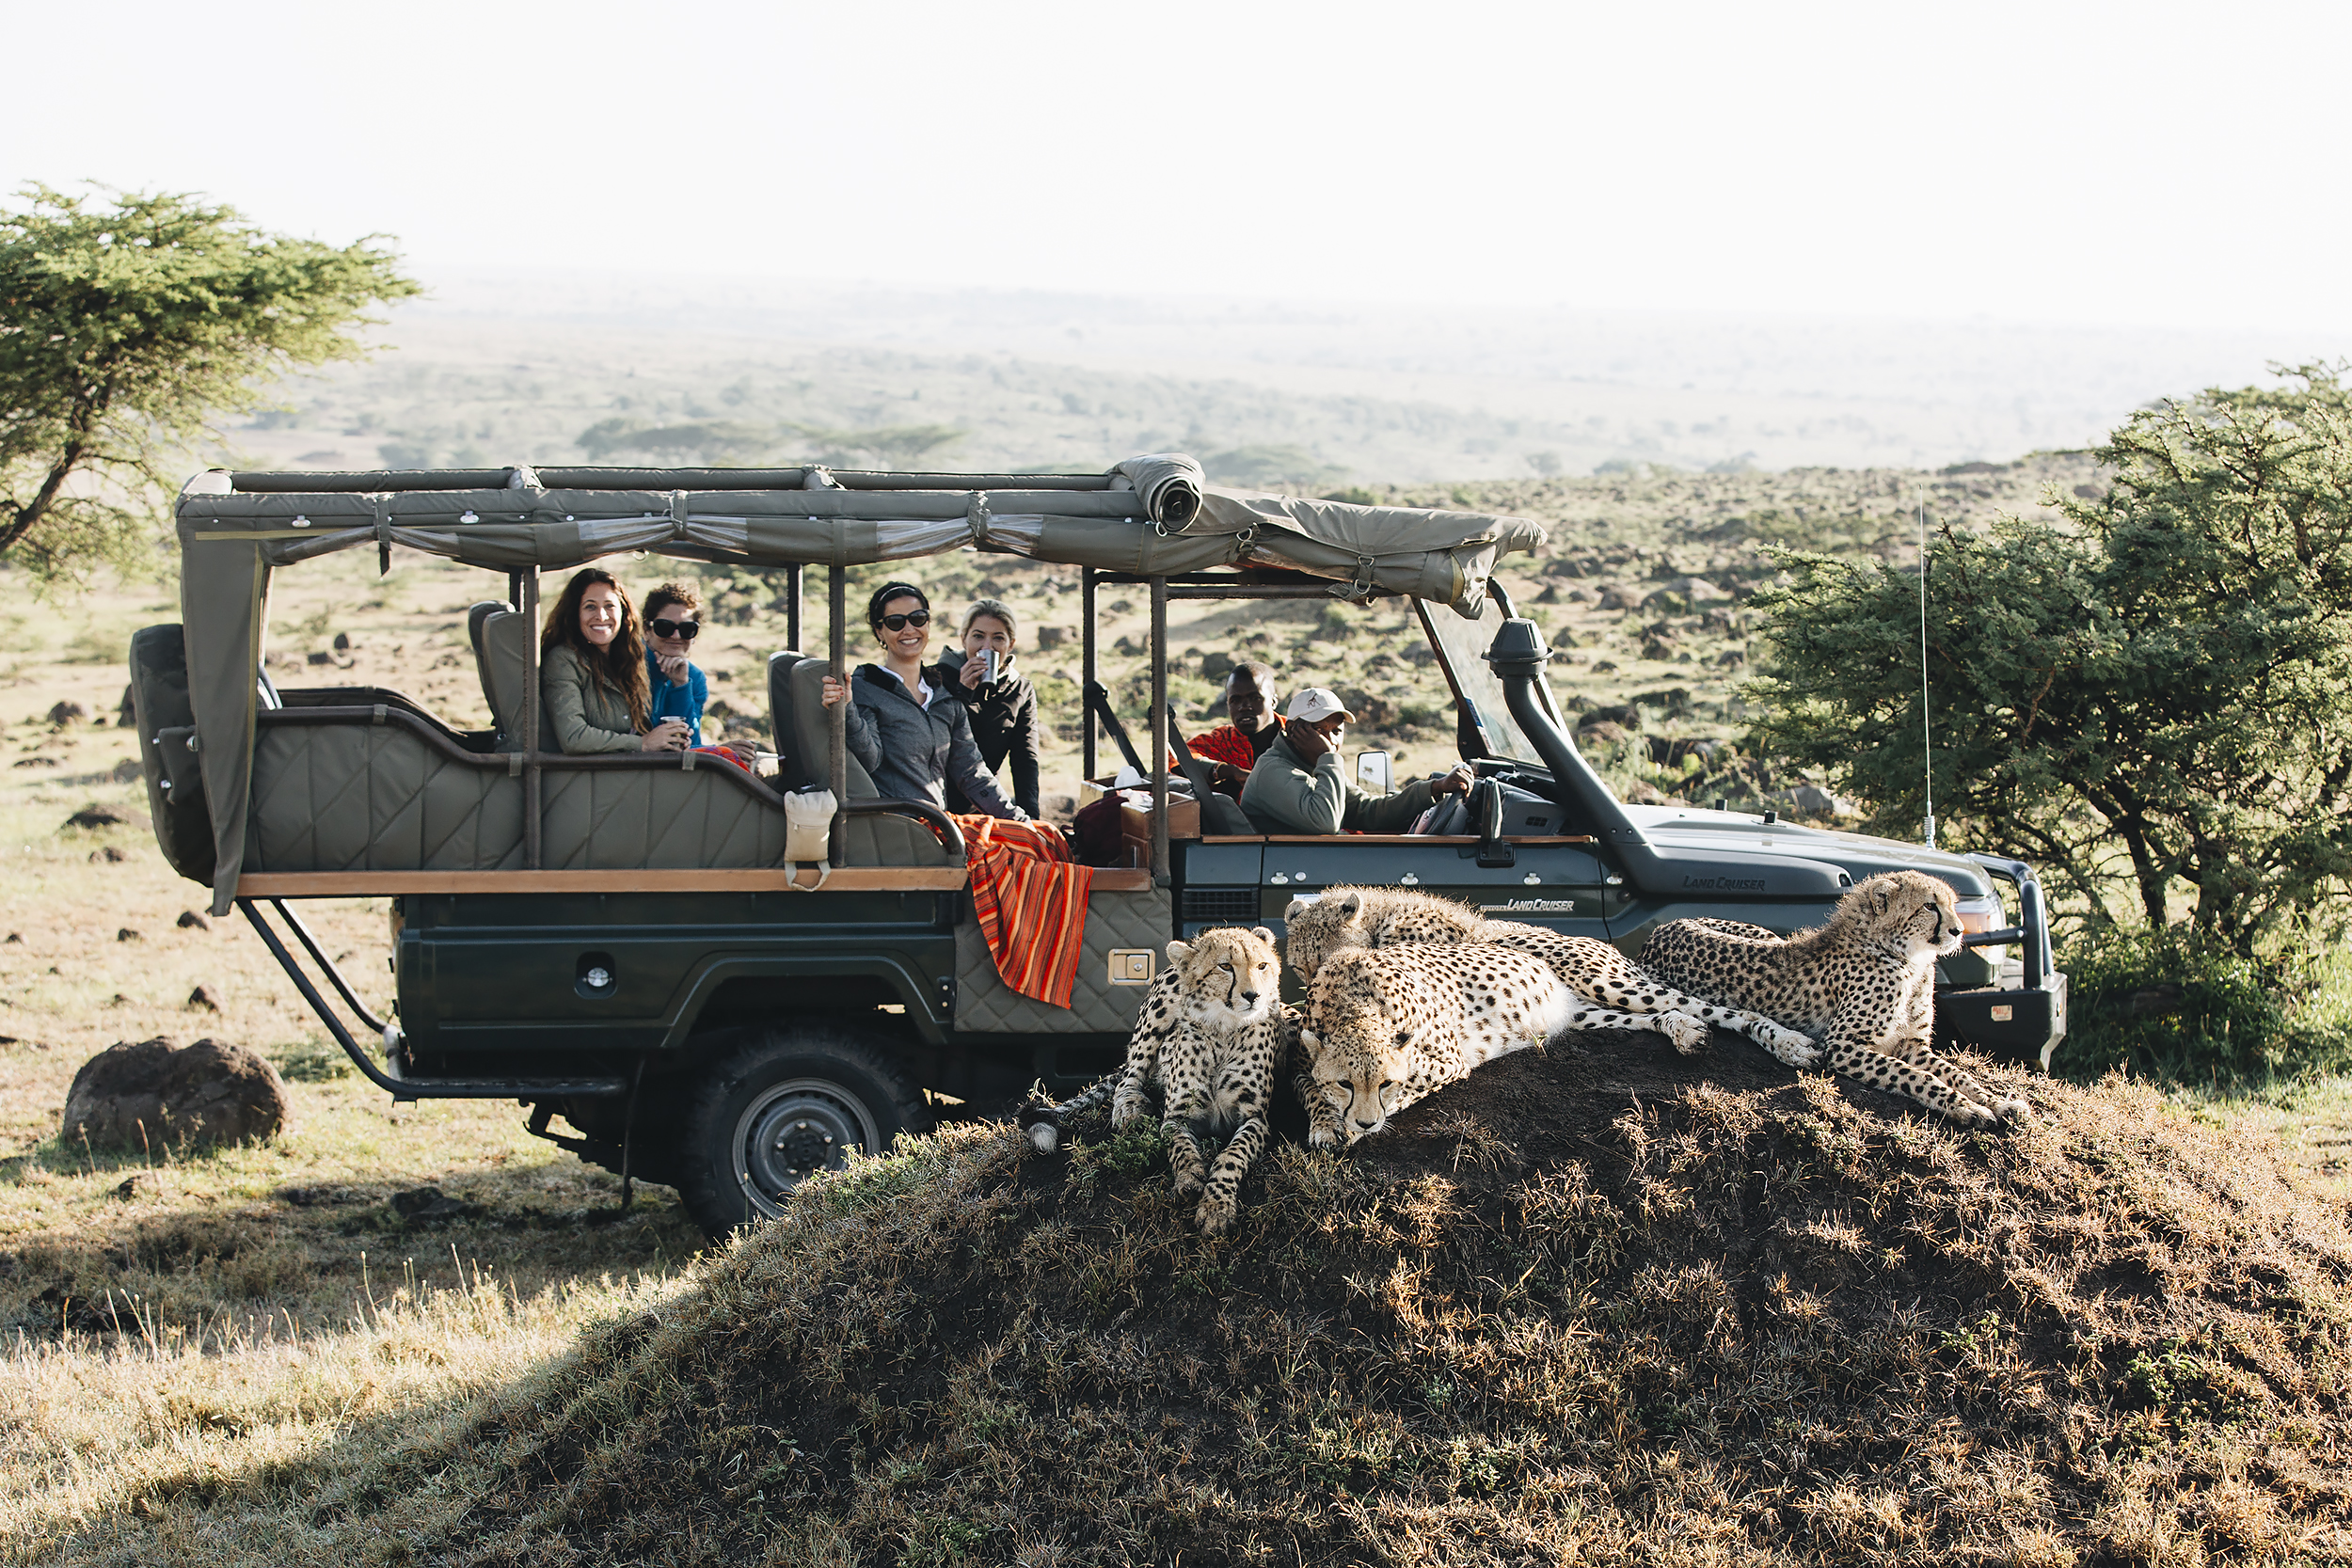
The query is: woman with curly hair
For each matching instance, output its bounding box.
[539,567,689,753]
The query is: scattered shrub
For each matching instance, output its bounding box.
[2053,927,2352,1085]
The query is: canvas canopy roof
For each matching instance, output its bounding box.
[171,452,1546,909]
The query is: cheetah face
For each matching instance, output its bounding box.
[1841,870,1965,962]
[1168,927,1281,1033]
[1300,1006,1416,1143]
[1280,889,1367,986]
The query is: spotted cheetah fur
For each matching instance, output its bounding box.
[1017,926,1287,1233]
[1638,869,2030,1127]
[1283,886,1820,1067]
[1295,942,1602,1145]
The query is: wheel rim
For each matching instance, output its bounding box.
[733,1076,882,1219]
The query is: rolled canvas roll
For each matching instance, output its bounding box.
[1107,453,1204,530]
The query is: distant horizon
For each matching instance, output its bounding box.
[278,268,2342,478]
[393,263,2352,348]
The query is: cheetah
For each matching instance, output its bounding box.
[1638,869,2030,1127]
[1018,926,1289,1233]
[1294,942,1586,1146]
[1283,886,1820,1067]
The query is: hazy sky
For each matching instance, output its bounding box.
[9,0,2348,335]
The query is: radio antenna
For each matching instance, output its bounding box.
[1917,491,1935,850]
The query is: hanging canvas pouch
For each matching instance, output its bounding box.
[784,786,835,889]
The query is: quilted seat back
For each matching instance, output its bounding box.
[477,610,533,747]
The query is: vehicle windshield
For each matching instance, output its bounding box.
[1417,594,1545,767]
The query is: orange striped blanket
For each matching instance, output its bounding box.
[961,816,1095,1007]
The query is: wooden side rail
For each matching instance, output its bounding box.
[1200,834,1601,846]
[235,865,1153,896]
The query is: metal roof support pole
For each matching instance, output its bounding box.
[521,568,542,870]
[1150,575,1169,886]
[828,562,848,867]
[1081,566,1098,782]
[787,562,804,653]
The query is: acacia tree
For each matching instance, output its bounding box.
[0,183,418,585]
[1750,365,2352,955]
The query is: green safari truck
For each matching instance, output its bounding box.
[130,454,2065,1237]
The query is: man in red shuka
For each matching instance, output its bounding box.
[1188,661,1281,799]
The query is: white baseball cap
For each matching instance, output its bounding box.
[1285,688,1355,723]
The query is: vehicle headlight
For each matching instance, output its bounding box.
[1954,895,2007,964]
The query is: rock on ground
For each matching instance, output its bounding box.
[60,1037,291,1149]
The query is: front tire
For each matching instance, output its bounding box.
[677,1025,931,1239]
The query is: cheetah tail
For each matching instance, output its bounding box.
[1017,1069,1120,1155]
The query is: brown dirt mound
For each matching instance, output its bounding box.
[296,1031,2352,1565]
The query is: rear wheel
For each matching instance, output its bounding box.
[677,1025,931,1239]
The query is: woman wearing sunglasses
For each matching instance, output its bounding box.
[642,580,710,747]
[818,581,1028,821]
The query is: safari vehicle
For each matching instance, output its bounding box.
[132,454,2066,1237]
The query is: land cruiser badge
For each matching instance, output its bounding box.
[1480,897,1580,914]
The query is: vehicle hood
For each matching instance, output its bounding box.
[1623,804,1996,895]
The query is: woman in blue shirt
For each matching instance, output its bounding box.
[643,580,709,745]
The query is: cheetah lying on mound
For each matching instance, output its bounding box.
[1295,942,1581,1146]
[1283,887,1820,1067]
[1018,926,1291,1233]
[1639,869,2030,1127]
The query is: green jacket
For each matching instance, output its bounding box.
[1239,734,1439,834]
[542,643,641,754]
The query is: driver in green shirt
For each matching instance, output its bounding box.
[1239,689,1471,834]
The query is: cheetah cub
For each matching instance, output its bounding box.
[1284,887,1820,1066]
[1019,926,1290,1234]
[1639,870,2030,1127]
[1295,942,1577,1146]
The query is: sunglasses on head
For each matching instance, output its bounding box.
[648,617,700,641]
[877,610,931,631]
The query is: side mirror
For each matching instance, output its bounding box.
[1355,750,1393,795]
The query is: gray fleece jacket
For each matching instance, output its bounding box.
[1239,734,1440,834]
[841,664,1025,820]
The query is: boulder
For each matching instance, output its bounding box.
[63,806,130,831]
[61,1037,290,1149]
[46,701,87,726]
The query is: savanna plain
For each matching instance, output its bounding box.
[6,453,2352,1566]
